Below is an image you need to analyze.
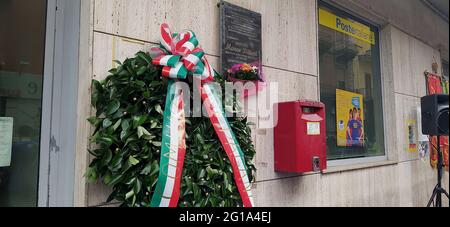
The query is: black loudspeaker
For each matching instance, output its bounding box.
[421,94,449,136]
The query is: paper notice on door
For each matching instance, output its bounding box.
[0,117,14,167]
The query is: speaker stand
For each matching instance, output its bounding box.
[427,136,450,207]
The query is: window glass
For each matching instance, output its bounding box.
[0,0,47,207]
[318,3,385,160]
[442,60,449,80]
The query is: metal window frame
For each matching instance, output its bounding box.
[38,0,81,207]
[317,0,389,167]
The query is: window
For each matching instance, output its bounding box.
[318,2,385,161]
[0,0,47,206]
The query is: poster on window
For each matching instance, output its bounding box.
[0,117,14,167]
[336,89,364,147]
[407,120,417,152]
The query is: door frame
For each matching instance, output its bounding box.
[38,0,81,207]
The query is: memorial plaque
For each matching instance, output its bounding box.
[220,1,262,76]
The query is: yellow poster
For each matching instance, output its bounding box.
[336,89,364,147]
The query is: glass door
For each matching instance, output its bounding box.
[0,0,47,207]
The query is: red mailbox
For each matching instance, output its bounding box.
[274,100,327,173]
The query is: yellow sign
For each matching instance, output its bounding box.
[336,89,364,147]
[319,8,375,45]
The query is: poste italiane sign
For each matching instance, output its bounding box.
[319,8,375,45]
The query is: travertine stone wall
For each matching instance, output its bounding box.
[75,0,449,207]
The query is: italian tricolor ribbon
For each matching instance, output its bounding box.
[149,23,254,207]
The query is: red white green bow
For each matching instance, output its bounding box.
[149,23,254,207]
[150,24,214,81]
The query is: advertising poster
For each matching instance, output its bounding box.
[407,120,417,152]
[336,89,364,147]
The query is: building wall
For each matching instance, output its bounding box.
[75,0,449,207]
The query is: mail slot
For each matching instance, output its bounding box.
[274,100,327,173]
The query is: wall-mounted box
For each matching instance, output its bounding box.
[274,100,327,173]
